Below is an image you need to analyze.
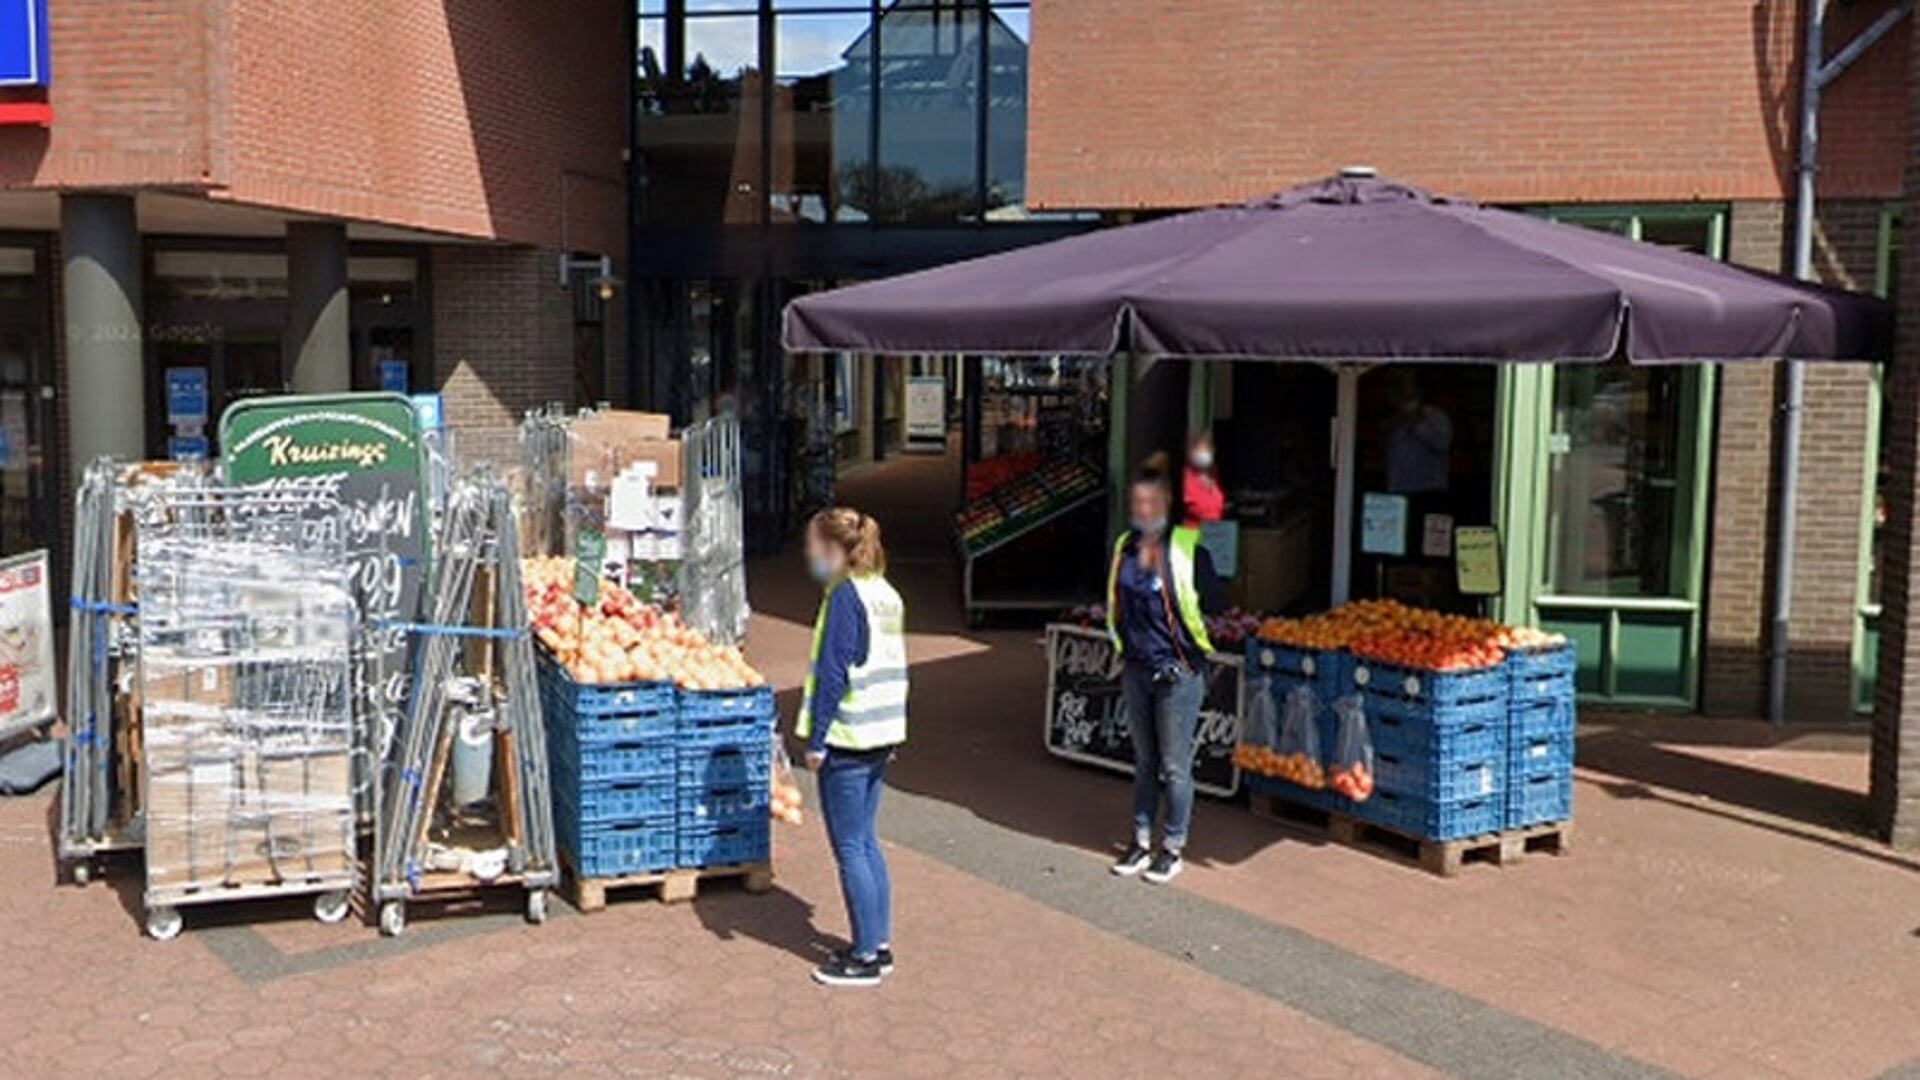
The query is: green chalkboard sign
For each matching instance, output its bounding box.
[221,393,430,814]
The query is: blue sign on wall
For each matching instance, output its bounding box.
[165,367,209,425]
[0,0,50,88]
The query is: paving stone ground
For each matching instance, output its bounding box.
[4,449,1918,1079]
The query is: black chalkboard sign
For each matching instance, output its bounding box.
[1044,624,1242,797]
[221,393,429,817]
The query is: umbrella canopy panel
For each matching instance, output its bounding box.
[783,175,1892,364]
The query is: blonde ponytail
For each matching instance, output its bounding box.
[810,507,887,577]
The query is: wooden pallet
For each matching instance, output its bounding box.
[563,855,774,913]
[1248,789,1572,877]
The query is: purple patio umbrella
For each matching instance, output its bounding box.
[782,174,1891,363]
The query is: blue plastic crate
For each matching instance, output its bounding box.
[678,819,771,869]
[679,783,771,826]
[552,766,679,826]
[1369,706,1505,761]
[537,651,677,717]
[677,743,773,788]
[1506,643,1577,680]
[542,681,677,745]
[677,686,775,723]
[1354,788,1503,842]
[1354,659,1507,711]
[1244,640,1354,700]
[561,821,679,878]
[1509,669,1575,703]
[679,711,774,751]
[1508,697,1575,772]
[550,729,677,783]
[1504,769,1573,829]
[1371,745,1504,803]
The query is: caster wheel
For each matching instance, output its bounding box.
[146,906,183,942]
[526,889,548,925]
[70,862,91,887]
[313,890,351,925]
[379,900,406,938]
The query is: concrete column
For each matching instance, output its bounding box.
[60,194,145,470]
[285,222,351,394]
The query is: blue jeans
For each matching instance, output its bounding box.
[1123,663,1204,853]
[817,748,892,959]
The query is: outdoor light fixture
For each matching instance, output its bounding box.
[557,252,621,300]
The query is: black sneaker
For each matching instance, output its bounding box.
[1110,843,1152,877]
[831,946,895,975]
[1143,850,1183,885]
[813,953,884,988]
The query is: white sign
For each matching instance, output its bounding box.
[904,376,948,451]
[1361,493,1408,557]
[1421,513,1454,558]
[0,549,55,739]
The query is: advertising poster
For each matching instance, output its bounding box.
[0,549,55,739]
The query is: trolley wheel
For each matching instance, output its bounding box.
[146,906,183,942]
[525,888,548,925]
[378,900,406,938]
[69,861,91,887]
[313,890,351,925]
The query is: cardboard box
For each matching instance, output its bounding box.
[145,749,354,891]
[139,655,235,722]
[568,411,678,489]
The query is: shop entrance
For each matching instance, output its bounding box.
[1205,363,1497,617]
[0,238,57,562]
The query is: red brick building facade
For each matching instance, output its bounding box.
[1027,0,1908,731]
[0,0,628,553]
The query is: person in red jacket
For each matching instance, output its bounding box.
[1181,432,1225,527]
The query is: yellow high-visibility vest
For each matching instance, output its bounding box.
[1105,526,1213,657]
[796,574,909,750]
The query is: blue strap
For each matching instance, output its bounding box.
[70,598,137,616]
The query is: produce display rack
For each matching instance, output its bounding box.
[955,458,1105,621]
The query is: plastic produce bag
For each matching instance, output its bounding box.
[1328,694,1376,803]
[770,737,805,826]
[1271,684,1326,789]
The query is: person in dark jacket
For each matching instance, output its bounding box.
[1105,461,1222,885]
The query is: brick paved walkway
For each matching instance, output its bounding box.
[2,449,1918,1079]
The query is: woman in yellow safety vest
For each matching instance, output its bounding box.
[1106,460,1221,885]
[795,507,908,988]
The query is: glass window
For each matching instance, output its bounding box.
[1544,366,1697,598]
[772,10,872,224]
[872,2,982,223]
[151,251,290,302]
[984,5,1028,215]
[639,14,762,224]
[0,247,32,302]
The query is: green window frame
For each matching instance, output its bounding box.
[1496,204,1727,709]
[1852,205,1901,713]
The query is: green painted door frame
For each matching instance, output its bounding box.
[1851,205,1901,712]
[1494,204,1728,710]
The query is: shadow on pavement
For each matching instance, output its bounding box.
[691,883,836,965]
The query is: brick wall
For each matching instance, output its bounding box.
[429,245,580,466]
[1,1,627,255]
[0,0,216,189]
[1028,0,1907,210]
[1869,19,1920,847]
[1705,200,1887,719]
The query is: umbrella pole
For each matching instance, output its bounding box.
[1330,365,1361,605]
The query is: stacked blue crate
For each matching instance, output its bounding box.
[1242,641,1355,812]
[1352,659,1507,841]
[540,655,680,877]
[676,686,775,868]
[1504,645,1577,829]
